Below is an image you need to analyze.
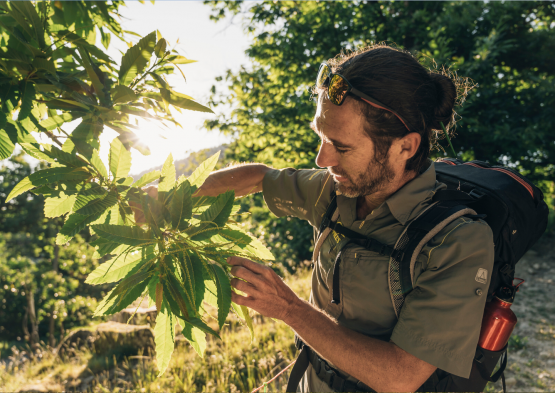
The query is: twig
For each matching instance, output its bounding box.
[251,359,297,393]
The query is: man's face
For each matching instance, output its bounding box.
[312,95,395,198]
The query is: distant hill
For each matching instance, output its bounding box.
[132,145,228,183]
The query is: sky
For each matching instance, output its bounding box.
[34,1,252,174]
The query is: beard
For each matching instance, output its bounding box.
[332,158,395,198]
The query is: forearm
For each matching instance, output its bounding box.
[285,300,435,392]
[195,163,271,198]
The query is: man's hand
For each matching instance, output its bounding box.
[130,185,158,224]
[228,256,304,323]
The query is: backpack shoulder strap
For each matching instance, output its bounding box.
[388,196,480,318]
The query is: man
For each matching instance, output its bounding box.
[146,46,494,392]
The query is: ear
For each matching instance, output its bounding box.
[396,132,421,161]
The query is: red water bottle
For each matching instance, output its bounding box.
[478,282,522,351]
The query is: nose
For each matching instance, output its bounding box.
[315,142,339,168]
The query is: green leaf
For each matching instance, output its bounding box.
[168,55,197,65]
[91,224,154,246]
[11,2,45,48]
[6,167,90,202]
[56,211,104,245]
[64,118,103,159]
[132,170,160,188]
[118,31,156,86]
[232,299,254,341]
[112,85,137,104]
[94,270,152,316]
[77,47,107,103]
[154,300,175,376]
[91,149,108,179]
[185,151,220,189]
[206,263,231,329]
[86,246,157,285]
[109,137,132,179]
[158,153,175,194]
[162,88,213,114]
[178,318,207,357]
[0,128,15,159]
[154,38,167,58]
[44,194,76,218]
[225,226,275,261]
[39,112,84,131]
[74,188,118,216]
[191,190,235,240]
[17,82,35,121]
[42,144,87,168]
[32,57,56,76]
[170,180,192,229]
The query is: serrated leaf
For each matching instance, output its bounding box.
[65,118,103,159]
[154,38,167,58]
[190,191,234,240]
[162,88,213,114]
[185,151,220,189]
[17,82,35,121]
[11,2,45,48]
[91,149,108,179]
[39,112,83,130]
[94,270,152,316]
[178,318,207,357]
[44,194,76,218]
[112,85,137,104]
[6,167,90,202]
[86,247,157,285]
[56,211,104,245]
[170,180,192,229]
[168,55,197,65]
[109,137,132,179]
[32,57,56,75]
[232,299,254,341]
[132,170,160,188]
[158,153,175,193]
[118,31,156,86]
[91,224,154,246]
[154,300,175,376]
[42,144,87,168]
[74,190,118,216]
[0,128,15,159]
[225,225,275,261]
[206,263,231,329]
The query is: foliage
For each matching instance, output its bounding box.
[0,232,102,341]
[0,269,312,392]
[0,0,272,375]
[204,0,555,256]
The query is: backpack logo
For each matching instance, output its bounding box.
[475,268,488,284]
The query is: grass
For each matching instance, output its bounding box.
[0,269,312,393]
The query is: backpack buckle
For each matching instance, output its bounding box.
[391,249,404,260]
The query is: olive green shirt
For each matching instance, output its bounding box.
[262,163,494,390]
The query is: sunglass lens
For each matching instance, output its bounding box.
[316,64,331,88]
[328,75,349,105]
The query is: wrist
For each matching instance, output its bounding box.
[282,297,310,328]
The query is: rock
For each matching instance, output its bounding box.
[58,322,155,357]
[93,322,154,356]
[505,377,517,387]
[58,329,95,355]
[533,263,541,270]
[111,306,157,327]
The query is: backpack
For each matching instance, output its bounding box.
[287,159,549,393]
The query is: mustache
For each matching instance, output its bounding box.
[330,167,348,178]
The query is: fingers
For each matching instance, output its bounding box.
[230,266,272,292]
[227,256,273,277]
[231,291,255,307]
[145,185,158,199]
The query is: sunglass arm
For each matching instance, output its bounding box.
[440,121,457,157]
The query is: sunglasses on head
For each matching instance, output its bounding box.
[316,62,414,132]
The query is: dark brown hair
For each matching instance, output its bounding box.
[319,44,470,173]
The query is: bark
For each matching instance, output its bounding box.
[26,289,40,352]
[49,244,60,348]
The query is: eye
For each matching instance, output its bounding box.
[335,146,348,154]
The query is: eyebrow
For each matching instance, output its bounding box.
[310,121,354,149]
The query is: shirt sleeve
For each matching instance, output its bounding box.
[390,217,494,378]
[262,168,334,228]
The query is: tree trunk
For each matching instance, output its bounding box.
[26,289,40,353]
[49,244,59,348]
[22,307,29,343]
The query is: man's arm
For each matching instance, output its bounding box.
[195,163,271,197]
[228,257,436,392]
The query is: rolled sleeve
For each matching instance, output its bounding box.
[390,217,494,378]
[262,168,333,228]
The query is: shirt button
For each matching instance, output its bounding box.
[475,288,483,296]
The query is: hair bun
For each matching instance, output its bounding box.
[429,72,456,129]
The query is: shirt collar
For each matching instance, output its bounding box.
[385,162,443,225]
